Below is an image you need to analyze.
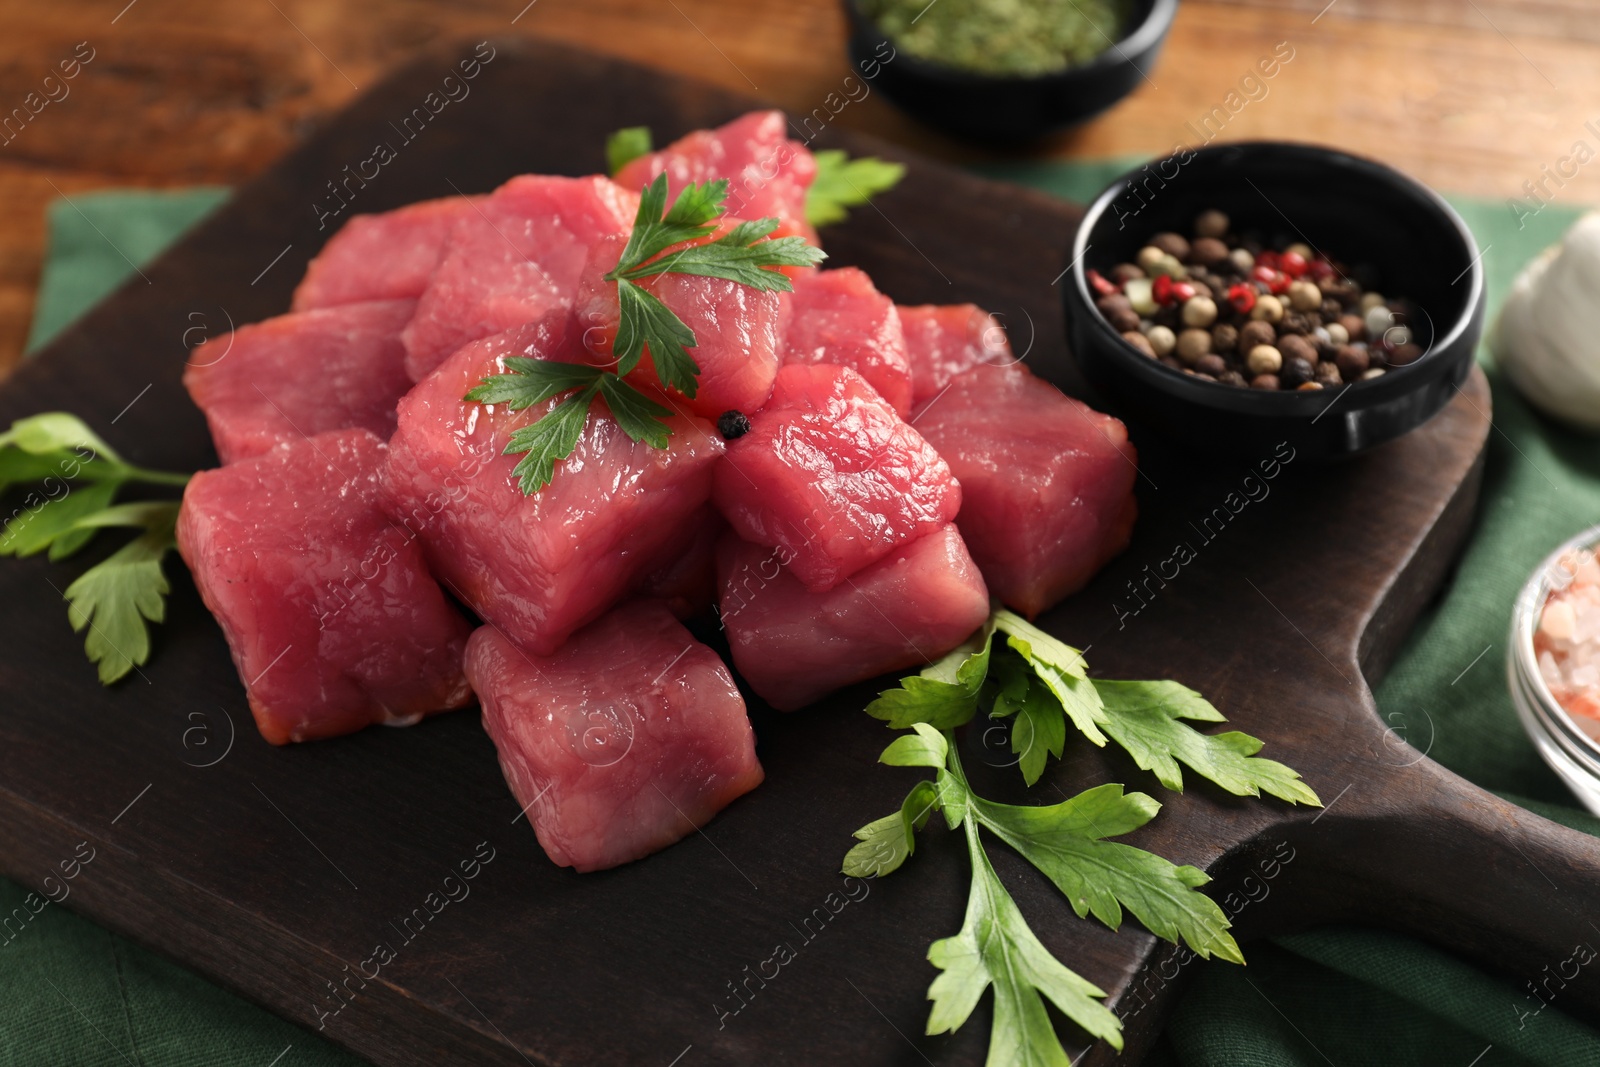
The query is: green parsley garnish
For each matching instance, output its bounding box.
[465,173,824,494]
[605,126,653,176]
[601,126,904,227]
[846,608,1318,1059]
[805,149,906,226]
[0,413,189,684]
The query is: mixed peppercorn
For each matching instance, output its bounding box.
[1088,210,1423,391]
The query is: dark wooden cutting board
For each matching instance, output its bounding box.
[2,37,1597,1067]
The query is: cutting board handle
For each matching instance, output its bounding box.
[1288,756,1600,1018]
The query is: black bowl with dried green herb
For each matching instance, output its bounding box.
[843,0,1177,142]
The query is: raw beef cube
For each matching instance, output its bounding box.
[712,364,960,593]
[292,196,480,310]
[717,524,989,711]
[912,363,1138,617]
[176,429,473,745]
[183,300,415,465]
[899,303,1014,405]
[638,506,724,620]
[573,224,783,418]
[780,268,913,415]
[401,175,638,381]
[466,602,763,872]
[383,315,724,655]
[614,110,818,241]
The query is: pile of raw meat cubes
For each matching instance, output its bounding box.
[176,111,1138,872]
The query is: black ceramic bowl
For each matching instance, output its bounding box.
[842,0,1177,143]
[1063,141,1485,460]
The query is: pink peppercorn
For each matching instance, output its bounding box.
[1087,269,1118,297]
[1227,283,1256,315]
[1153,274,1176,305]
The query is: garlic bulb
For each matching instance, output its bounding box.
[1490,211,1600,433]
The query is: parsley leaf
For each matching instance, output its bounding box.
[805,149,906,227]
[0,412,121,461]
[613,278,699,390]
[626,221,824,290]
[989,654,1066,787]
[0,414,191,683]
[928,817,1125,1057]
[993,609,1107,746]
[0,480,118,559]
[881,721,951,769]
[610,175,727,276]
[463,360,603,408]
[501,383,601,495]
[843,778,942,879]
[605,125,652,176]
[969,783,1243,964]
[1095,680,1322,805]
[865,628,991,729]
[65,507,178,685]
[597,374,673,448]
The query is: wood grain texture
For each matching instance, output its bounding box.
[0,0,1598,374]
[1,38,1597,1067]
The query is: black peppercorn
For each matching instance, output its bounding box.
[1334,344,1369,379]
[1279,356,1315,389]
[1278,334,1318,367]
[1190,237,1230,267]
[1151,232,1191,260]
[717,410,752,439]
[1238,320,1276,352]
[1280,311,1315,336]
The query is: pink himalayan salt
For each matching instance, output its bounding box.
[1535,545,1600,738]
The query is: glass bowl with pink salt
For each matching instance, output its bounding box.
[1510,524,1600,815]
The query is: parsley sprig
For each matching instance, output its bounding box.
[845,609,1319,1060]
[604,125,652,175]
[805,149,906,226]
[464,173,823,495]
[0,413,189,684]
[602,125,906,228]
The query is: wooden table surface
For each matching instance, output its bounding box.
[1,0,1597,374]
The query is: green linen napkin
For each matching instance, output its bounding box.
[13,175,1600,1066]
[24,188,230,354]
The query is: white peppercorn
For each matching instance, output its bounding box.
[1251,293,1285,323]
[1146,324,1176,356]
[1363,304,1394,338]
[1288,280,1322,312]
[1247,344,1283,375]
[1181,296,1219,328]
